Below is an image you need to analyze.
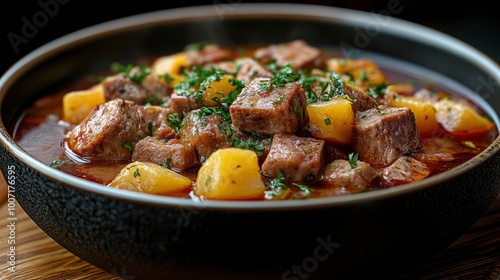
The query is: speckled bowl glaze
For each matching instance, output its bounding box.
[1,4,500,280]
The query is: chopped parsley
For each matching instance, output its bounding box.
[270,64,301,88]
[166,113,184,133]
[50,160,64,168]
[159,158,172,169]
[367,83,388,100]
[267,171,287,190]
[119,141,133,151]
[232,136,265,156]
[111,63,150,85]
[324,118,331,126]
[348,153,359,169]
[147,121,154,136]
[133,168,140,178]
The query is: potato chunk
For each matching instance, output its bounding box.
[307,97,354,145]
[202,74,236,107]
[434,98,494,136]
[195,148,265,200]
[151,52,188,76]
[62,84,105,124]
[109,161,192,195]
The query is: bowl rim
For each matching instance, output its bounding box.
[1,3,500,211]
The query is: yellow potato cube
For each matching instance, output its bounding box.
[327,58,386,85]
[62,84,105,124]
[202,74,236,107]
[387,94,439,135]
[435,98,494,135]
[307,97,354,145]
[195,148,265,200]
[109,161,192,195]
[151,52,189,76]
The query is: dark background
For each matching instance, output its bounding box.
[1,0,499,76]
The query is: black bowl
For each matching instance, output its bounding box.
[1,4,500,279]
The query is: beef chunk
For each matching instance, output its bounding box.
[319,159,378,192]
[103,73,170,105]
[230,78,308,135]
[168,93,201,116]
[254,40,325,70]
[178,110,233,160]
[261,133,324,182]
[103,75,147,104]
[143,105,172,132]
[186,44,232,66]
[344,84,377,112]
[380,156,430,187]
[235,58,273,84]
[65,99,149,161]
[353,106,422,166]
[132,137,197,170]
[141,74,171,104]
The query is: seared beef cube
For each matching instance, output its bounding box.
[254,40,325,70]
[141,74,171,104]
[205,61,238,74]
[103,73,170,105]
[169,93,201,116]
[319,159,378,192]
[65,99,149,161]
[344,84,377,112]
[236,58,273,84]
[132,137,197,170]
[353,106,422,166]
[261,133,324,182]
[143,105,172,133]
[103,75,147,104]
[380,156,430,187]
[186,44,232,66]
[230,78,308,135]
[178,110,233,160]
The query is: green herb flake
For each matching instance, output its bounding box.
[464,141,477,149]
[133,168,140,178]
[324,118,331,126]
[50,160,64,168]
[160,158,172,169]
[293,183,315,193]
[348,153,359,169]
[205,175,212,186]
[119,141,133,151]
[166,113,184,133]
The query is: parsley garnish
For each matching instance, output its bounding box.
[293,183,315,193]
[367,83,388,100]
[348,153,359,169]
[133,168,140,178]
[50,160,64,168]
[160,158,172,169]
[147,121,154,136]
[324,118,331,126]
[268,171,287,190]
[270,64,300,88]
[166,113,184,133]
[119,141,133,151]
[232,136,265,156]
[111,63,150,85]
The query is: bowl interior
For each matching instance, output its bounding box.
[1,3,500,209]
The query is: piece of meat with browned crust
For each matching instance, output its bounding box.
[141,74,171,104]
[353,106,422,166]
[254,40,325,70]
[344,84,377,112]
[168,93,201,116]
[230,78,308,135]
[132,137,198,170]
[380,156,430,187]
[261,133,325,182]
[103,74,170,105]
[178,110,233,160]
[65,99,149,161]
[143,105,172,132]
[235,58,273,84]
[319,159,378,192]
[103,75,147,104]
[186,44,232,66]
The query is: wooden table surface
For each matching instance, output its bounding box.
[1,173,500,280]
